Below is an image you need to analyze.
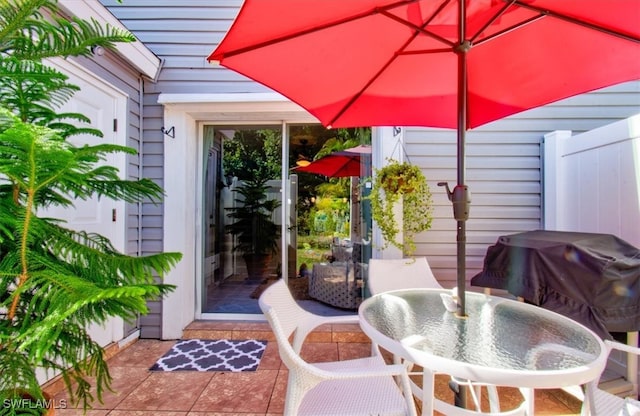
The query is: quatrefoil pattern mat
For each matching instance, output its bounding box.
[149,339,267,372]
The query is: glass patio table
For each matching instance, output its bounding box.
[358,288,608,415]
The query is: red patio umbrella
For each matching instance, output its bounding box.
[209,0,640,317]
[294,152,365,177]
[294,145,372,177]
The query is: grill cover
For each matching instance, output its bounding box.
[471,230,640,339]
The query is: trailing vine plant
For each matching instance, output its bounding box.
[368,159,433,256]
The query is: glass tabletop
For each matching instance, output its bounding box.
[359,289,604,376]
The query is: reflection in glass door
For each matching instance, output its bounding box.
[200,124,371,316]
[202,127,223,310]
[288,126,372,307]
[204,147,218,283]
[202,126,283,315]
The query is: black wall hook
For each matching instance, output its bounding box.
[161,126,175,138]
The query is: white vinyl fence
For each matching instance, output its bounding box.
[543,114,640,247]
[543,113,640,397]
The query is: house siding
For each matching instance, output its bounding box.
[100,1,640,331]
[407,81,640,287]
[65,51,155,335]
[99,0,260,338]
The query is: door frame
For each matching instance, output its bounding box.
[197,124,288,320]
[158,93,400,336]
[159,93,317,336]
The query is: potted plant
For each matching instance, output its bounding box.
[368,159,433,256]
[226,178,281,281]
[0,1,181,414]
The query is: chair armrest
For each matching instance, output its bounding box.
[317,363,409,379]
[292,313,359,352]
[315,314,359,325]
[605,339,640,356]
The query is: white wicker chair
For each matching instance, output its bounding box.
[368,257,442,293]
[582,339,640,416]
[368,257,512,414]
[259,279,417,416]
[259,277,358,352]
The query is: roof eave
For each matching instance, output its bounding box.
[58,0,161,80]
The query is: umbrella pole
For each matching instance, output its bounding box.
[455,1,471,410]
[452,51,470,406]
[455,3,472,320]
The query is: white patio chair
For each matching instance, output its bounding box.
[260,277,358,352]
[368,257,509,414]
[368,257,442,293]
[259,279,418,416]
[582,339,640,416]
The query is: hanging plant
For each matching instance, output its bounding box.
[368,159,433,255]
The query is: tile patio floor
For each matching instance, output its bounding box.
[46,320,584,415]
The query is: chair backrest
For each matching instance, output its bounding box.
[368,257,442,295]
[260,280,417,416]
[260,304,310,374]
[259,282,328,415]
[258,279,306,343]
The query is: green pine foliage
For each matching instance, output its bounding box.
[0,1,181,413]
[226,178,281,256]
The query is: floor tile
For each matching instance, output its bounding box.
[533,389,582,415]
[191,370,278,413]
[187,413,267,416]
[54,366,151,412]
[54,409,109,416]
[266,370,288,414]
[107,339,176,368]
[299,341,339,363]
[338,341,372,360]
[43,320,585,416]
[116,371,213,412]
[109,411,189,415]
[257,341,283,370]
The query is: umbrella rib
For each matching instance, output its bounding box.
[328,2,456,127]
[398,48,451,55]
[379,2,456,48]
[213,0,424,59]
[469,0,518,44]
[473,15,545,47]
[513,0,640,43]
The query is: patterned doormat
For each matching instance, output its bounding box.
[149,339,267,372]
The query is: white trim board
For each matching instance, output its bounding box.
[58,0,162,79]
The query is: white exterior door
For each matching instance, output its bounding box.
[42,59,128,347]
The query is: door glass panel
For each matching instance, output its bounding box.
[203,126,282,314]
[289,126,372,310]
[201,124,371,316]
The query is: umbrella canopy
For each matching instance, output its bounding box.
[209,0,640,316]
[209,1,639,130]
[294,151,367,177]
[294,145,372,177]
